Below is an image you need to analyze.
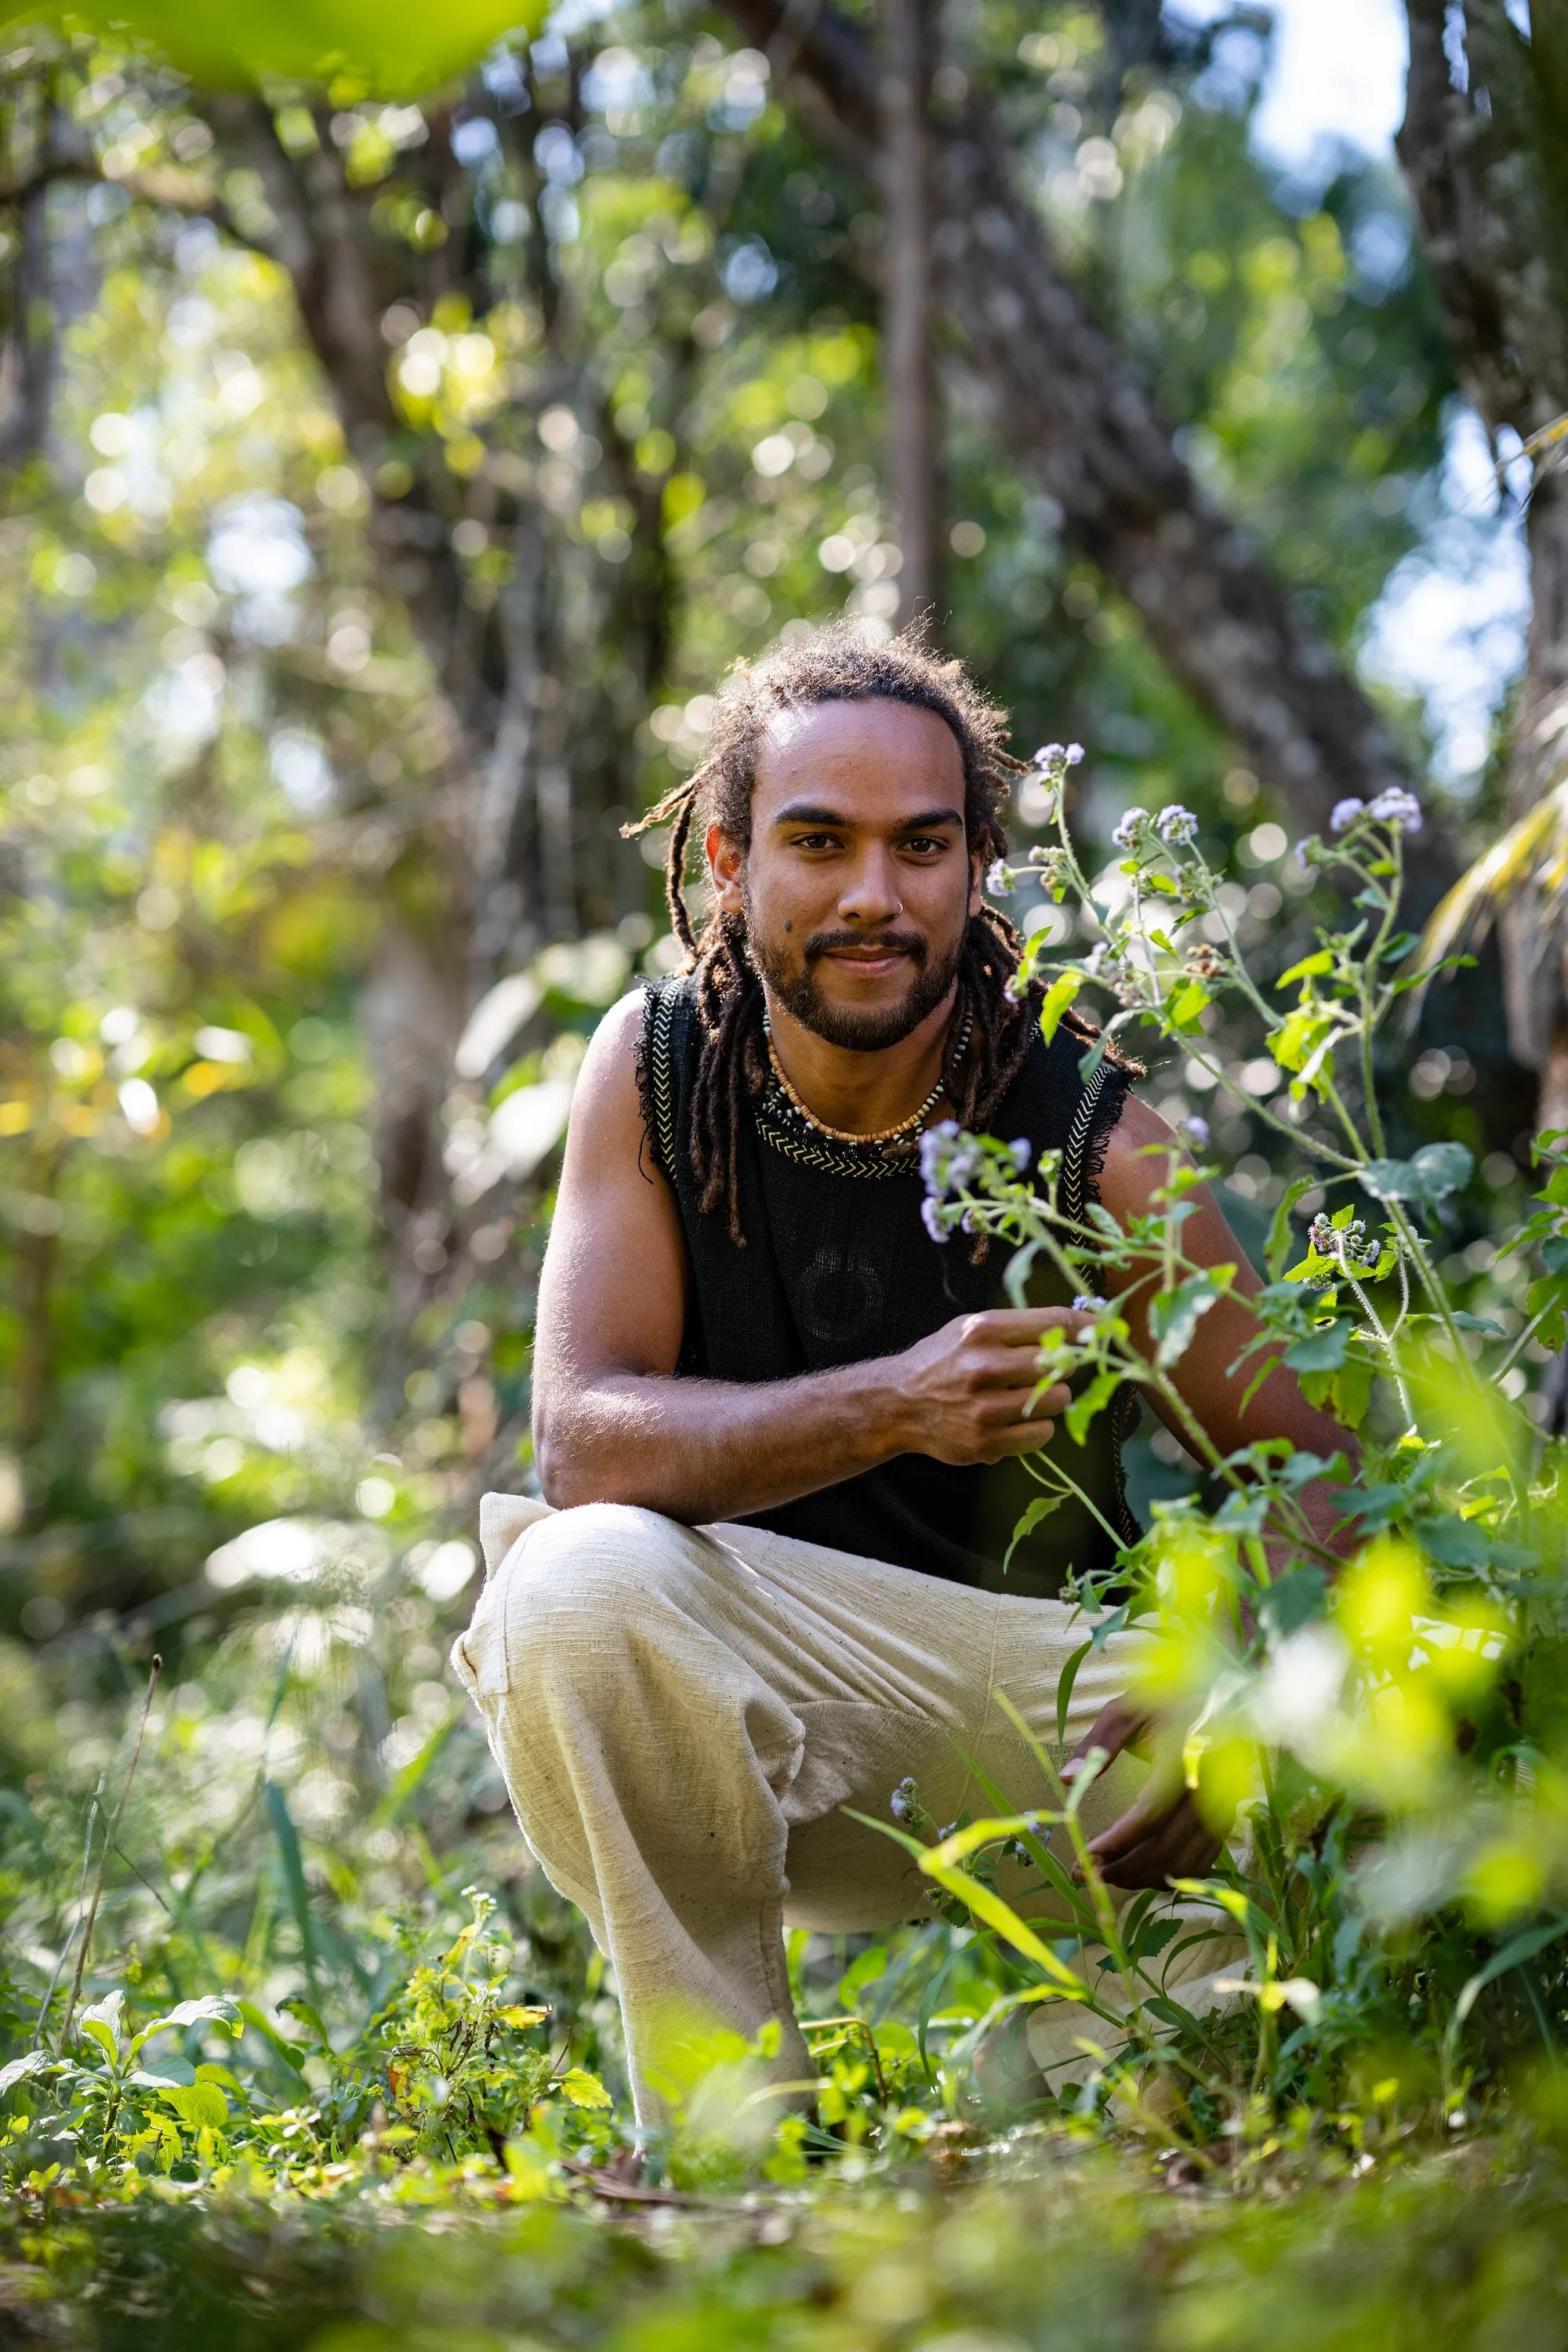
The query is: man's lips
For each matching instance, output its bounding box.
[821,948,911,977]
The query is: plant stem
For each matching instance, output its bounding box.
[56,1654,162,2053]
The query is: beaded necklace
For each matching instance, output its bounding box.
[761,1007,972,1150]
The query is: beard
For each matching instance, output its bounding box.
[745,893,964,1053]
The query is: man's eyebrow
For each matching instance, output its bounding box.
[770,800,964,830]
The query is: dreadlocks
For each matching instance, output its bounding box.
[626,622,1052,1247]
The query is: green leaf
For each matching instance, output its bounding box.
[1258,1564,1330,1642]
[1055,1638,1093,1751]
[1148,1272,1227,1370]
[1276,949,1334,989]
[0,2050,61,2098]
[1004,1494,1065,1572]
[10,0,551,95]
[1039,971,1081,1046]
[1065,1368,1123,1444]
[158,2078,228,2132]
[129,2057,198,2088]
[1366,1142,1474,1206]
[559,2067,612,2110]
[1452,1918,1568,2034]
[1167,979,1210,1032]
[1285,1320,1355,1374]
[78,1991,125,2053]
[1267,1177,1319,1279]
[1419,1515,1492,1572]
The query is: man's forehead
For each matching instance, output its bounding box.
[758,698,963,768]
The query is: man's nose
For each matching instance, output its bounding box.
[837,851,903,925]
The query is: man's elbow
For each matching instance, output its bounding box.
[533,1412,646,1512]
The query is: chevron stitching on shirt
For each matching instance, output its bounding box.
[753,1107,915,1181]
[647,984,679,1175]
[1061,1062,1107,1228]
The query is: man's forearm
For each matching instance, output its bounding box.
[535,1358,916,1523]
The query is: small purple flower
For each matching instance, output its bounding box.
[1330,798,1366,834]
[891,1776,917,1823]
[1369,786,1423,834]
[985,858,1017,895]
[1072,1292,1105,1314]
[1111,808,1147,852]
[1156,804,1199,848]
[920,1196,949,1245]
[1294,836,1319,870]
[1033,742,1065,768]
[1009,1138,1032,1171]
[1182,1114,1210,1149]
[1065,743,1084,765]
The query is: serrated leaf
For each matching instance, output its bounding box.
[558,2068,612,2110]
[1285,1320,1355,1373]
[1004,1494,1065,1572]
[1040,971,1081,1046]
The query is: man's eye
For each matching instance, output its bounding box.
[792,833,840,851]
[903,837,946,855]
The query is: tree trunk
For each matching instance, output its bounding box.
[1399,0,1568,1086]
[720,0,1423,848]
[878,0,940,626]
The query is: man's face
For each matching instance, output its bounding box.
[706,699,982,1051]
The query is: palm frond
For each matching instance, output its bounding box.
[1408,768,1568,1022]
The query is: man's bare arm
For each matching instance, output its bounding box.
[532,995,1076,1522]
[1066,1094,1360,1889]
[1098,1094,1357,1561]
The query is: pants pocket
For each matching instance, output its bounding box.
[451,1553,518,1701]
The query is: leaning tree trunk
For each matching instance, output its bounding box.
[721,0,1425,852]
[878,0,941,626]
[1399,0,1568,1116]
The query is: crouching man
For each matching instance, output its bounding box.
[453,626,1348,2123]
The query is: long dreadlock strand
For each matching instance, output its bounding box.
[663,785,702,959]
[689,914,766,1245]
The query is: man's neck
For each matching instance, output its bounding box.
[763,984,958,1136]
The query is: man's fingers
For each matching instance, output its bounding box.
[1097,1823,1224,1890]
[976,1418,1058,1460]
[1064,1697,1150,1779]
[966,1308,1100,1344]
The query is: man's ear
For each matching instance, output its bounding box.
[968,845,985,918]
[707,824,746,916]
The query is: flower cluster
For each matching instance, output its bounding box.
[1033,741,1084,771]
[1330,788,1424,837]
[1072,1292,1107,1314]
[985,858,1019,896]
[1110,802,1200,855]
[1308,1210,1382,1272]
[1181,1115,1210,1149]
[1184,942,1225,980]
[890,1776,918,1824]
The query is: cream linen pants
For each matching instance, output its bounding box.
[452,1494,1242,2125]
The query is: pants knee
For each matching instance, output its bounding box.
[500,1502,717,1689]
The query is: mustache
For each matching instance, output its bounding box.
[804,929,928,965]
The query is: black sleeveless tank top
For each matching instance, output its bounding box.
[639,975,1139,1599]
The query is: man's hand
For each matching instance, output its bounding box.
[892,1307,1093,1465]
[1061,1695,1227,1891]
